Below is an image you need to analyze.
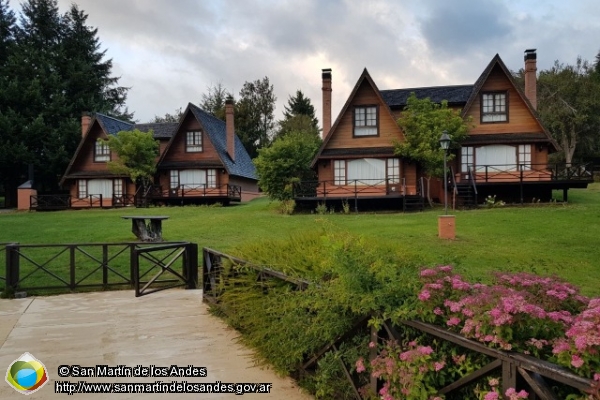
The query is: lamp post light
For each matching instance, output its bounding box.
[439,130,451,215]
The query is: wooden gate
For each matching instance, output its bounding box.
[132,242,198,297]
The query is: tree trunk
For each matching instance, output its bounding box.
[426,177,433,207]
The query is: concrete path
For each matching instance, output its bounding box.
[0,290,313,399]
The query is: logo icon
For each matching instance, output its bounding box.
[5,353,49,395]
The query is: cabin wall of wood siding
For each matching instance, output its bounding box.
[161,113,221,163]
[325,80,404,150]
[466,65,542,135]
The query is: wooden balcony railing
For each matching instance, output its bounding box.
[149,184,242,201]
[459,162,593,184]
[294,178,407,199]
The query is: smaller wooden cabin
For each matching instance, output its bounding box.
[60,114,177,208]
[152,101,258,205]
[58,101,258,209]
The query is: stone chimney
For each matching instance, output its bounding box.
[225,97,235,161]
[524,49,537,109]
[81,112,92,137]
[322,68,332,137]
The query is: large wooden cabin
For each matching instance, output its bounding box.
[296,50,592,211]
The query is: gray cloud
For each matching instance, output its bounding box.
[12,0,598,126]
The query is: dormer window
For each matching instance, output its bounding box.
[354,106,378,136]
[481,92,508,123]
[186,131,202,152]
[94,140,110,162]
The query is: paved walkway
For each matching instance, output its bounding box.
[0,290,313,399]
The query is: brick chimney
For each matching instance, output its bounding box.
[524,49,537,109]
[322,68,332,137]
[225,97,235,161]
[81,112,92,137]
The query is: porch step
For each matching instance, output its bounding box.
[403,195,424,212]
[455,184,478,209]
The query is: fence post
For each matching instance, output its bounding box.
[131,245,140,297]
[102,244,108,287]
[502,360,517,395]
[184,243,198,290]
[130,244,137,289]
[70,245,76,290]
[5,243,20,290]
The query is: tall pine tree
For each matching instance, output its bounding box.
[282,90,318,130]
[0,0,131,204]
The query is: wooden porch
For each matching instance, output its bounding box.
[145,184,242,205]
[293,178,425,212]
[450,163,593,206]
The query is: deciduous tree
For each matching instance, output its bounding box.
[253,132,321,201]
[200,82,231,121]
[107,129,159,192]
[537,58,600,164]
[395,93,470,203]
[235,77,276,158]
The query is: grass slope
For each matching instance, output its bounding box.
[0,184,598,295]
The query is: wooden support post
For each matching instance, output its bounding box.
[184,243,198,290]
[70,245,76,290]
[5,243,20,290]
[502,361,517,396]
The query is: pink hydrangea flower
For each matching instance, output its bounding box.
[484,392,499,400]
[570,354,584,368]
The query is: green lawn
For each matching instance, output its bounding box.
[1,184,599,296]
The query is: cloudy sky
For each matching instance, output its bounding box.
[13,0,600,127]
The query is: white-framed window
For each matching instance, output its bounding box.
[87,179,113,199]
[347,158,386,185]
[113,179,123,197]
[170,170,179,189]
[334,160,346,185]
[387,158,400,184]
[481,92,507,122]
[170,169,218,190]
[475,145,517,172]
[354,106,378,136]
[518,145,531,171]
[207,169,217,188]
[461,146,474,176]
[94,140,110,162]
[78,180,87,198]
[186,131,202,152]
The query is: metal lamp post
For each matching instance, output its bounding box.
[439,131,451,215]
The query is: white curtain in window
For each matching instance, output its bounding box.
[87,179,113,198]
[179,170,206,189]
[347,158,385,185]
[475,145,516,172]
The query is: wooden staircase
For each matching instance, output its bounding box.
[403,195,424,212]
[454,183,478,209]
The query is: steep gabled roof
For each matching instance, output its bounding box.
[158,103,257,181]
[60,114,178,185]
[461,54,558,151]
[380,84,474,109]
[95,113,134,135]
[311,68,401,168]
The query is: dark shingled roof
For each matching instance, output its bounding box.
[95,113,133,135]
[135,122,178,139]
[380,85,474,109]
[94,114,177,139]
[188,104,257,181]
